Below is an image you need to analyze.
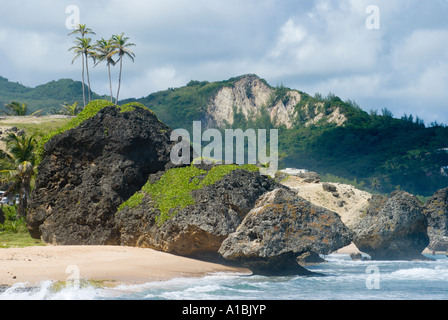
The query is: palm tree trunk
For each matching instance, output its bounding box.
[81,54,86,107]
[108,64,113,102]
[116,58,123,105]
[17,184,26,220]
[85,53,92,103]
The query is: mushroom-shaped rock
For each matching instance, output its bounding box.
[218,188,353,276]
[352,191,430,260]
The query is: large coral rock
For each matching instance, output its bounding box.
[352,191,430,260]
[424,187,448,251]
[218,188,353,276]
[116,167,282,256]
[27,104,176,245]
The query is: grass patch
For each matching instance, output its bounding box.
[0,231,44,248]
[0,205,45,248]
[1,118,72,138]
[118,164,259,225]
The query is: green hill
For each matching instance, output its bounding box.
[0,76,109,114]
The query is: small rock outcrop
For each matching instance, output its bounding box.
[218,188,353,276]
[424,187,448,251]
[297,172,320,184]
[352,191,430,260]
[27,104,177,245]
[116,167,283,256]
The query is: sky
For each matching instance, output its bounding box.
[0,0,447,124]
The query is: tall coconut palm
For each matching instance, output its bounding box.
[108,33,135,104]
[94,38,116,102]
[69,37,96,106]
[0,133,37,219]
[68,24,96,106]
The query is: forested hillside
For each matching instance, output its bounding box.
[0,76,107,114]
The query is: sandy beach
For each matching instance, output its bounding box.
[0,245,251,287]
[1,243,441,289]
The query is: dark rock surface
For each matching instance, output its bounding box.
[352,191,430,260]
[218,188,353,276]
[0,207,5,225]
[116,168,283,256]
[27,105,177,245]
[322,183,337,193]
[424,187,448,251]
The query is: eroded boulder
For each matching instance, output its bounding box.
[27,104,177,245]
[424,187,448,251]
[352,191,430,260]
[218,188,353,276]
[116,166,283,256]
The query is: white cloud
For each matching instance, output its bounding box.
[0,0,447,123]
[119,66,186,99]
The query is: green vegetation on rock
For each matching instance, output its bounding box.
[36,100,153,163]
[118,164,259,225]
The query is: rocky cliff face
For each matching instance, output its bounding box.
[424,187,448,251]
[201,75,346,129]
[27,105,177,245]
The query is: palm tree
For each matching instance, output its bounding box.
[69,37,96,106]
[108,33,135,104]
[3,101,41,116]
[68,24,96,106]
[0,133,37,219]
[94,38,116,102]
[61,102,81,116]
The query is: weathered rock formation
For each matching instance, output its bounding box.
[424,187,448,251]
[116,167,283,256]
[352,191,430,260]
[218,188,353,276]
[27,105,177,245]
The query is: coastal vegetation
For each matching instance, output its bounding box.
[35,100,151,163]
[118,163,259,225]
[68,24,135,106]
[68,24,96,107]
[0,132,43,248]
[2,101,41,116]
[0,133,38,218]
[60,102,81,116]
[0,205,44,248]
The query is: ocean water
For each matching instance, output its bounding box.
[1,253,447,300]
